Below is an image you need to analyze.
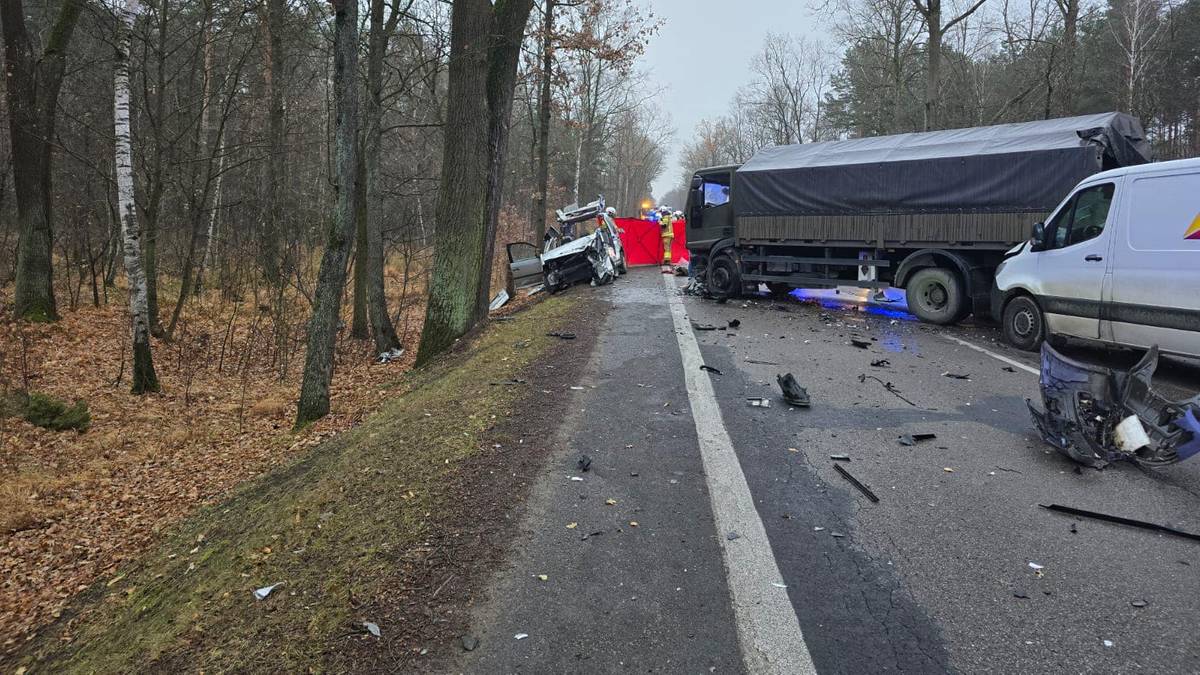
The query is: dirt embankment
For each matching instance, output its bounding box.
[7,290,607,673]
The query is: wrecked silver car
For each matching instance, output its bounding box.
[540,231,615,293]
[506,197,622,294]
[1027,343,1200,468]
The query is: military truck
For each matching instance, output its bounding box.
[683,112,1151,324]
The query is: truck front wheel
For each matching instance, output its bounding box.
[707,253,742,300]
[906,267,965,324]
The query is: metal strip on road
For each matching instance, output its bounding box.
[661,274,817,675]
[940,334,1040,376]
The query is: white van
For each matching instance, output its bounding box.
[992,157,1200,358]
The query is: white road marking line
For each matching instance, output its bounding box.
[940,334,1040,376]
[662,274,817,675]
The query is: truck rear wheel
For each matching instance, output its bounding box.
[707,253,742,300]
[906,267,965,324]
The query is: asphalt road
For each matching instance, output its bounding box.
[455,267,1200,674]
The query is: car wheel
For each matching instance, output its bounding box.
[1002,295,1044,351]
[706,252,742,300]
[906,267,965,325]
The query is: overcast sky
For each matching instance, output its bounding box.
[641,0,828,200]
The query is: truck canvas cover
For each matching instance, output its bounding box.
[735,112,1151,217]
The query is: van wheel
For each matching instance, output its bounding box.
[1002,295,1044,351]
[906,267,964,324]
[707,253,742,300]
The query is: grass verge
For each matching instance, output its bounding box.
[9,294,580,673]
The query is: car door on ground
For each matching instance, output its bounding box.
[507,242,543,289]
[1036,181,1118,340]
[1107,168,1200,356]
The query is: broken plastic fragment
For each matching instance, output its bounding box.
[776,373,811,407]
[253,583,280,600]
[1028,562,1044,570]
[377,348,405,364]
[514,633,529,640]
[747,397,771,408]
[566,522,578,529]
[1028,343,1200,468]
[942,371,971,380]
[536,574,548,581]
[363,622,381,637]
[489,289,510,311]
[830,454,850,461]
[700,364,723,375]
[772,582,788,588]
[605,499,617,506]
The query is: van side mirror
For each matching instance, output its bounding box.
[1030,222,1046,250]
[690,174,703,189]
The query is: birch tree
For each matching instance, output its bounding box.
[114,0,161,394]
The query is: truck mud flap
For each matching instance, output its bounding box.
[1027,343,1200,468]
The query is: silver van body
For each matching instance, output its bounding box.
[992,157,1200,358]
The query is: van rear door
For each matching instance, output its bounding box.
[1107,168,1200,357]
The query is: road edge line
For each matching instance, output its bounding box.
[661,274,817,675]
[940,334,1040,376]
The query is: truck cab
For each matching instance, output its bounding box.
[684,165,738,267]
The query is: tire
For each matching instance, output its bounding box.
[706,252,742,300]
[767,282,792,298]
[906,267,965,325]
[1002,295,1044,351]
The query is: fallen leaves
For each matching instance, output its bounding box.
[0,279,429,649]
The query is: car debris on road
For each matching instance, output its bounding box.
[776,373,811,407]
[1040,503,1200,543]
[898,433,937,446]
[833,464,880,503]
[1027,343,1200,468]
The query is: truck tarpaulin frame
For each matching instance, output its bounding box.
[735,112,1151,218]
[1026,343,1200,468]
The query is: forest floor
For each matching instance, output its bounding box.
[3,286,595,672]
[0,267,534,655]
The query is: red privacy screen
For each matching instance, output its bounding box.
[615,218,688,266]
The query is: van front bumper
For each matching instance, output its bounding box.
[989,281,1006,323]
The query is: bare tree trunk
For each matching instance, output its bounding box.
[532,0,555,246]
[365,0,401,354]
[474,0,535,318]
[261,0,286,286]
[295,0,359,427]
[415,0,495,362]
[351,152,369,339]
[143,0,172,337]
[115,0,161,394]
[914,0,986,131]
[1,0,84,321]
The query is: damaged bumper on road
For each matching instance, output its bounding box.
[1027,343,1200,468]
